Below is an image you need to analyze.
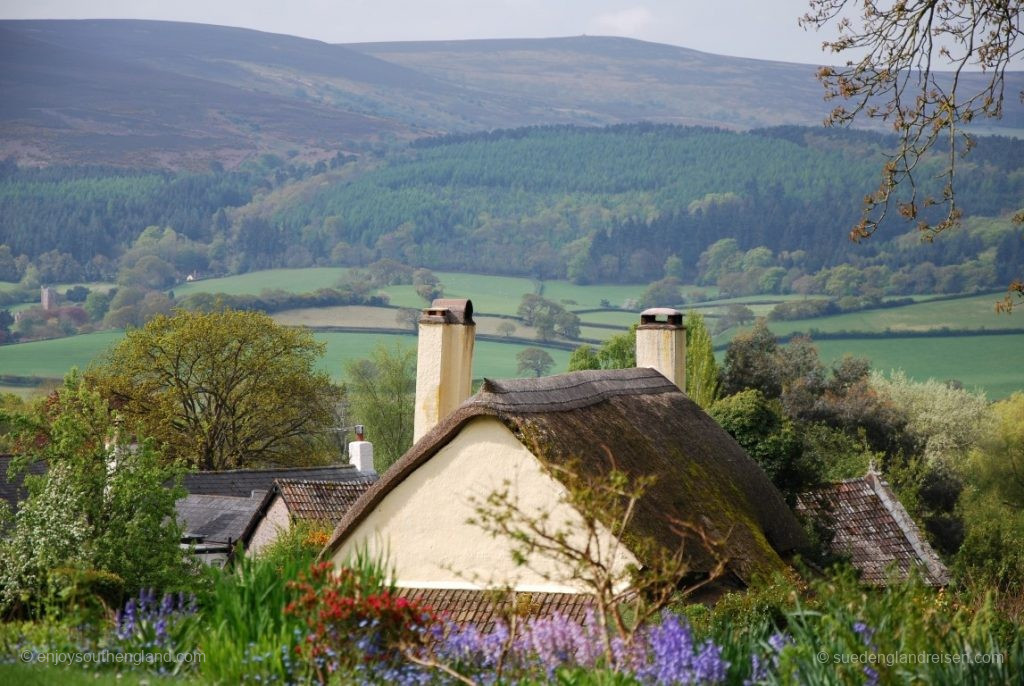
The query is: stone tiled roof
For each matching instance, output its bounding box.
[396,588,593,632]
[796,470,950,586]
[182,465,369,498]
[175,491,272,546]
[276,478,376,522]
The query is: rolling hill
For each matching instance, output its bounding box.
[3,19,1021,169]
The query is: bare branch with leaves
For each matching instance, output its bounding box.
[801,0,1023,241]
[465,448,729,666]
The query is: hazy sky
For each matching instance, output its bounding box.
[0,0,847,64]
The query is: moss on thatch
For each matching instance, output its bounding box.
[324,368,806,584]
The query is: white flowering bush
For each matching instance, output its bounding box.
[0,374,193,620]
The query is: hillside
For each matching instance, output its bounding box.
[2,124,1021,286]
[3,20,1022,168]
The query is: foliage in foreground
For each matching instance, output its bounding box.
[0,375,191,620]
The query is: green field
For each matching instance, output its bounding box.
[0,328,571,389]
[0,330,124,377]
[173,268,348,297]
[762,293,1013,336]
[540,281,647,310]
[576,310,642,327]
[812,334,1024,400]
[318,332,571,380]
[173,268,655,316]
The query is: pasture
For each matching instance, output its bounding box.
[763,292,1013,335]
[811,333,1024,400]
[171,268,653,315]
[0,328,572,390]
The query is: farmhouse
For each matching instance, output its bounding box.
[324,300,808,598]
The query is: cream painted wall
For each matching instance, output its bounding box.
[331,416,638,592]
[247,494,290,555]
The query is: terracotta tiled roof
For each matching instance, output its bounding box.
[276,478,376,522]
[396,588,593,632]
[796,470,950,586]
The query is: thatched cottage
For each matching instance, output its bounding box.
[324,300,808,598]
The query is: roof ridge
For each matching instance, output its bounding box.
[187,464,355,475]
[866,472,950,585]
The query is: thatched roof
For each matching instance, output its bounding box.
[796,470,950,586]
[324,368,807,583]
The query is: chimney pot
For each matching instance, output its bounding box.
[413,298,476,442]
[349,439,376,474]
[636,307,686,392]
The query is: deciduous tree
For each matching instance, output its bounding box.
[516,347,555,378]
[685,311,719,409]
[0,376,190,617]
[88,308,341,470]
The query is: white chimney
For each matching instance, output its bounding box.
[348,424,376,474]
[413,298,475,442]
[636,308,686,392]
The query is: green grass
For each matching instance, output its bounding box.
[173,268,349,296]
[578,326,619,341]
[541,281,647,309]
[812,334,1024,400]
[175,268,670,316]
[316,331,571,380]
[577,310,641,326]
[762,292,1013,336]
[0,327,571,385]
[380,272,537,313]
[0,663,192,685]
[0,330,124,377]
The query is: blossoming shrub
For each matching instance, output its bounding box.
[285,560,436,685]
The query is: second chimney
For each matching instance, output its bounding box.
[636,308,686,393]
[413,298,475,442]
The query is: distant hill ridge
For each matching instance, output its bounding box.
[3,19,1021,169]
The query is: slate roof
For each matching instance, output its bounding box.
[795,469,950,586]
[182,464,367,498]
[396,588,593,632]
[276,478,376,522]
[326,368,808,584]
[175,491,272,546]
[0,454,47,520]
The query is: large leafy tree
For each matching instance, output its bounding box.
[88,308,342,471]
[516,347,555,378]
